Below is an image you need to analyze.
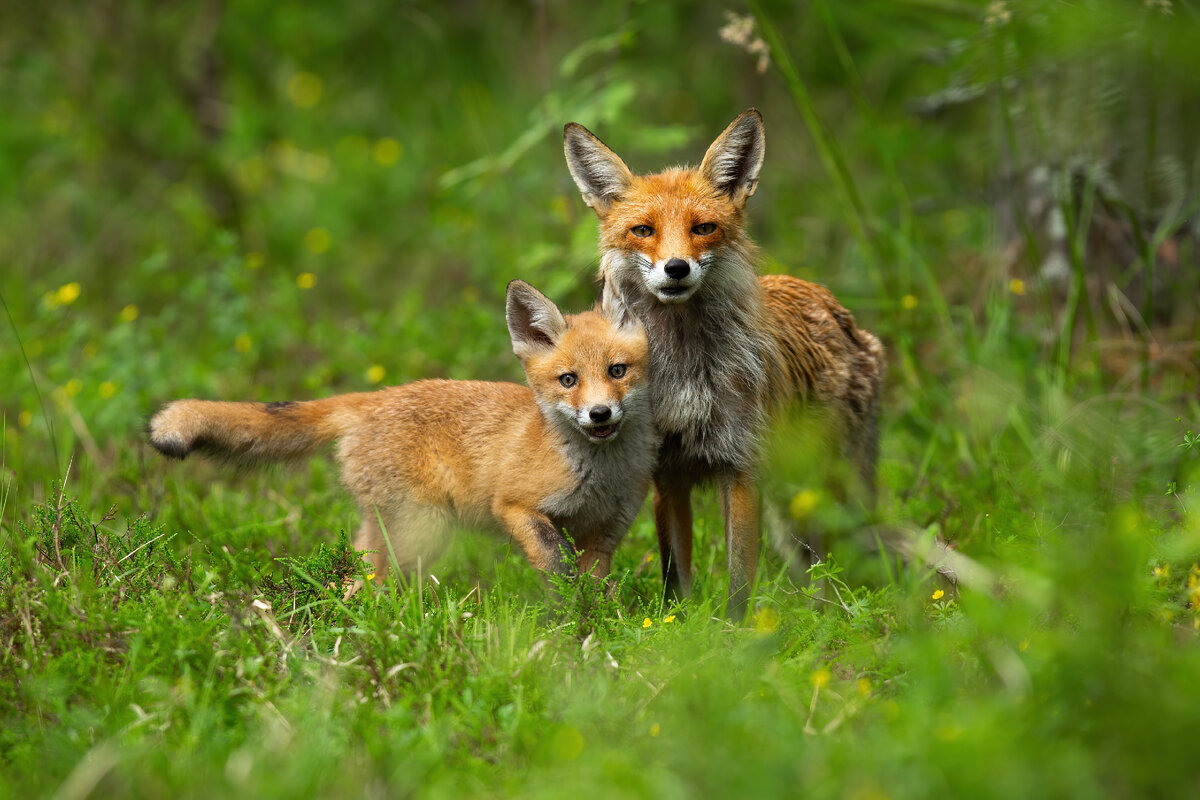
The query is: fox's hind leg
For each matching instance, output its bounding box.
[343,513,386,601]
[854,413,880,505]
[343,501,450,600]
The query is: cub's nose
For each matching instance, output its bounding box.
[589,406,613,423]
[663,259,690,280]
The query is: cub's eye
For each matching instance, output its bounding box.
[692,222,717,236]
[630,225,655,238]
[608,364,627,379]
[559,373,577,388]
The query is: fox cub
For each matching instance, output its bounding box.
[564,109,886,615]
[148,280,657,587]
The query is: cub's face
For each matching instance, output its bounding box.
[521,311,649,442]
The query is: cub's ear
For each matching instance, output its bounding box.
[698,108,765,206]
[506,280,568,360]
[599,279,643,337]
[563,122,635,214]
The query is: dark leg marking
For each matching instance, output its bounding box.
[533,517,574,573]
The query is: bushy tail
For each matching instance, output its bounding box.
[148,397,356,466]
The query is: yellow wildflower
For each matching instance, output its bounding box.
[663,615,676,624]
[936,723,964,741]
[901,294,918,310]
[56,282,81,306]
[642,617,653,629]
[856,678,871,697]
[1009,278,1026,295]
[235,334,253,353]
[373,137,403,166]
[550,726,584,761]
[649,722,661,737]
[236,157,268,193]
[119,304,139,322]
[286,72,323,108]
[789,488,820,519]
[64,378,82,397]
[753,606,781,633]
[98,381,117,399]
[303,228,331,254]
[810,668,832,689]
[366,365,386,384]
[932,589,945,600]
[296,272,317,289]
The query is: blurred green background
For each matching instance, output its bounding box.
[2,1,1200,797]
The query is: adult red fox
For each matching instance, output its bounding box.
[148,281,657,590]
[564,110,886,617]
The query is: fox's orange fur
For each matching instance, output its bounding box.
[565,110,885,616]
[149,281,657,587]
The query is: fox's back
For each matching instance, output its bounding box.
[336,380,571,525]
[759,275,885,413]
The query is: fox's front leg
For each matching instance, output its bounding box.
[721,472,760,621]
[494,501,574,576]
[654,476,694,602]
[576,548,613,579]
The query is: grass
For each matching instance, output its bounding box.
[3,1,1200,797]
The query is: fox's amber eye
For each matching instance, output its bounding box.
[608,364,627,379]
[692,222,717,236]
[630,225,655,238]
[559,373,577,388]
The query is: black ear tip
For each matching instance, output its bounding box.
[506,280,549,309]
[738,108,764,128]
[564,122,590,141]
[506,279,535,297]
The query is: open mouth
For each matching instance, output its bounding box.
[656,284,695,303]
[584,423,618,441]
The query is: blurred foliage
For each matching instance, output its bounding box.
[2,0,1200,797]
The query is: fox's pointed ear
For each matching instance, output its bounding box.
[699,109,765,206]
[599,279,643,336]
[563,122,634,215]
[506,280,568,360]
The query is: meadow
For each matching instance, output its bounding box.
[2,2,1199,797]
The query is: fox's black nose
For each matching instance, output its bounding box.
[589,406,612,423]
[663,259,690,280]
